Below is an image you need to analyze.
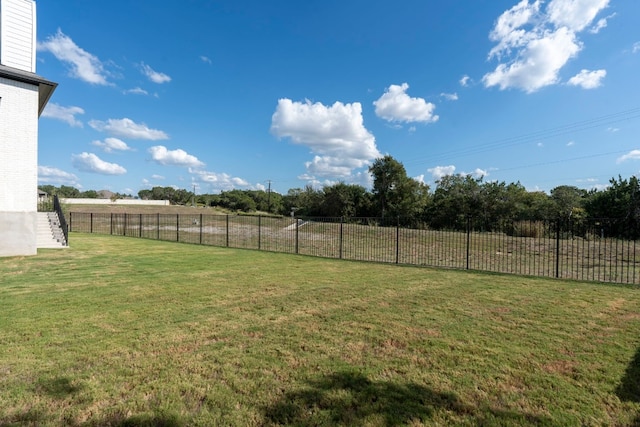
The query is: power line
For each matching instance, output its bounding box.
[405,107,640,166]
[492,149,630,174]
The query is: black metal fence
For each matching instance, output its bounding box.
[67,212,640,285]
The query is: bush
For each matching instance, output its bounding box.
[510,220,547,238]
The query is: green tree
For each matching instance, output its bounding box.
[520,191,554,220]
[243,190,284,214]
[214,190,257,212]
[550,185,587,219]
[428,175,482,230]
[585,176,640,238]
[138,189,152,200]
[81,190,99,198]
[320,182,372,218]
[58,185,81,198]
[38,185,57,196]
[369,155,429,220]
[282,186,323,217]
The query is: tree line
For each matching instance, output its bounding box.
[41,155,640,235]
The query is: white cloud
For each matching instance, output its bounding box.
[617,150,640,163]
[488,0,542,59]
[483,0,610,93]
[37,29,110,85]
[189,168,250,191]
[373,83,439,123]
[440,92,459,101]
[484,27,581,93]
[567,140,575,146]
[89,118,169,140]
[305,156,366,178]
[92,137,132,153]
[271,98,380,178]
[589,13,615,33]
[200,56,212,64]
[140,63,171,84]
[633,42,640,54]
[428,165,456,180]
[124,87,149,96]
[41,103,84,127]
[460,75,471,87]
[567,69,606,89]
[38,166,79,185]
[469,168,489,178]
[547,0,610,32]
[151,174,165,180]
[71,152,127,175]
[149,146,204,168]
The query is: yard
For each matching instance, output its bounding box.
[1,233,639,426]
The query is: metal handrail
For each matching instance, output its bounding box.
[53,195,69,245]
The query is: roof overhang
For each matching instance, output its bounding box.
[0,64,57,116]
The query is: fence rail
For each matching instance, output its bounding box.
[68,212,640,285]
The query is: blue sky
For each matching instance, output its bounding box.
[35,0,640,196]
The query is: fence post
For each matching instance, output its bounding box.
[139,214,142,237]
[295,217,299,254]
[555,218,561,278]
[109,213,112,235]
[199,214,203,245]
[69,212,73,232]
[396,217,400,264]
[339,217,344,259]
[258,216,262,250]
[226,215,229,247]
[91,213,94,234]
[466,216,471,270]
[124,213,128,237]
[293,217,300,254]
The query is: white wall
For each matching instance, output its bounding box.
[0,0,45,256]
[0,0,36,72]
[61,199,171,206]
[0,76,38,212]
[0,75,39,256]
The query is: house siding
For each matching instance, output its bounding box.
[0,0,36,72]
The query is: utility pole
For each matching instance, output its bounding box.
[192,184,196,207]
[266,180,272,213]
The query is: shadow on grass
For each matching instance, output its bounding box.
[83,411,185,427]
[36,376,83,398]
[617,346,640,402]
[617,346,640,426]
[0,409,186,427]
[0,375,185,427]
[262,370,552,426]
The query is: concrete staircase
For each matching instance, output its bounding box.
[37,212,68,249]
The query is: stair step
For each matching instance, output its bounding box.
[36,212,67,249]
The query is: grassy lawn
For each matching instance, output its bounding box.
[1,233,639,426]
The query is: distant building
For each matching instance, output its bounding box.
[0,0,57,256]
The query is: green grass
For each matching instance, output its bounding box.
[1,233,639,426]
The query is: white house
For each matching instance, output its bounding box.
[0,0,57,256]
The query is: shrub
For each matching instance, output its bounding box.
[510,220,547,238]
